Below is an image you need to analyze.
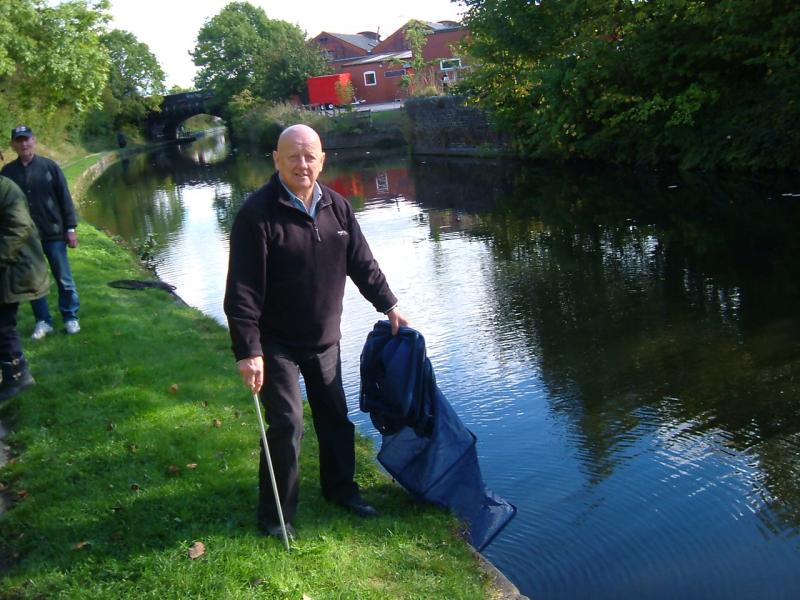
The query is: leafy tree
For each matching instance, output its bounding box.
[459,0,800,170]
[0,0,110,136]
[102,30,165,100]
[83,29,166,141]
[103,30,165,121]
[191,1,327,105]
[252,20,330,102]
[398,20,441,96]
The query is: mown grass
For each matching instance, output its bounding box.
[0,154,492,599]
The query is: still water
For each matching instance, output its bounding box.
[83,133,800,599]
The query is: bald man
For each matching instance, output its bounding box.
[224,124,409,540]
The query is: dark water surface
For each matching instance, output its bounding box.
[83,134,800,599]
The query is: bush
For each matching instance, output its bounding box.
[230,98,330,151]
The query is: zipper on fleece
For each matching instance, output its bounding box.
[312,222,321,242]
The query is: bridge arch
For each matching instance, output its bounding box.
[147,91,227,140]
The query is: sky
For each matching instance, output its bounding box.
[108,0,467,89]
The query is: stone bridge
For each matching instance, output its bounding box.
[147,90,225,140]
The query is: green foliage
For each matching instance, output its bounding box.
[252,23,330,102]
[229,97,330,150]
[334,79,355,106]
[192,2,328,106]
[398,20,442,97]
[82,29,166,143]
[460,0,800,170]
[0,0,111,139]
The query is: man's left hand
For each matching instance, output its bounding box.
[387,308,409,335]
[65,230,78,248]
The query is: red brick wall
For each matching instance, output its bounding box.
[422,29,469,62]
[343,62,408,104]
[372,28,409,54]
[312,33,368,60]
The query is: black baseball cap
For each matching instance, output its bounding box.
[11,125,33,140]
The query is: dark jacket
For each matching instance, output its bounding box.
[224,172,397,359]
[0,176,49,304]
[1,155,77,241]
[359,320,517,551]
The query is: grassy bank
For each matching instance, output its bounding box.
[0,150,496,598]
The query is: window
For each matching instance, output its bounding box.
[384,69,405,78]
[439,58,462,71]
[364,71,377,86]
[375,172,389,193]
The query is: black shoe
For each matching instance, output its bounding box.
[261,522,296,542]
[0,368,35,402]
[337,495,379,518]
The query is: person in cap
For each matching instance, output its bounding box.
[224,124,409,540]
[1,126,81,338]
[0,174,49,401]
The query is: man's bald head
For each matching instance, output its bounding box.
[273,124,326,202]
[277,124,322,152]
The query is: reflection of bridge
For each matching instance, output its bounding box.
[147,91,225,140]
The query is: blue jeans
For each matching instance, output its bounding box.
[31,240,79,324]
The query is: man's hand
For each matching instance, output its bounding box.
[65,230,78,248]
[387,307,410,335]
[238,356,265,393]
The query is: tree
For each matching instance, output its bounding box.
[82,29,166,140]
[101,29,166,122]
[191,1,327,105]
[0,0,111,136]
[459,0,800,169]
[252,21,329,102]
[397,20,440,96]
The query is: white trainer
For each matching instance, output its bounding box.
[65,320,81,335]
[31,321,54,340]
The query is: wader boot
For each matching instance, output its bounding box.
[0,357,35,402]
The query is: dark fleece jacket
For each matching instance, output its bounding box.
[224,172,397,360]
[1,155,77,242]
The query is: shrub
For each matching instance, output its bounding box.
[230,98,330,150]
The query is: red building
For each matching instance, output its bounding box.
[311,31,378,60]
[310,21,469,106]
[336,51,411,105]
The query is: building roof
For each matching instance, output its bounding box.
[316,32,379,53]
[338,50,412,67]
[423,20,462,31]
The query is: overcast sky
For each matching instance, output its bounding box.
[108,0,466,89]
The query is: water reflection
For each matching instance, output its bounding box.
[179,130,231,165]
[82,137,800,599]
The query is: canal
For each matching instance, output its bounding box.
[82,133,800,599]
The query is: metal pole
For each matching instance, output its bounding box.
[252,392,291,551]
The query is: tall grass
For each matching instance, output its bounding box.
[231,101,331,151]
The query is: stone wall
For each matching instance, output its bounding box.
[405,95,511,156]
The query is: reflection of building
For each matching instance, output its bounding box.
[323,167,414,202]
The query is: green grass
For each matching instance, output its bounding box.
[0,155,493,599]
[369,110,405,128]
[61,153,107,182]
